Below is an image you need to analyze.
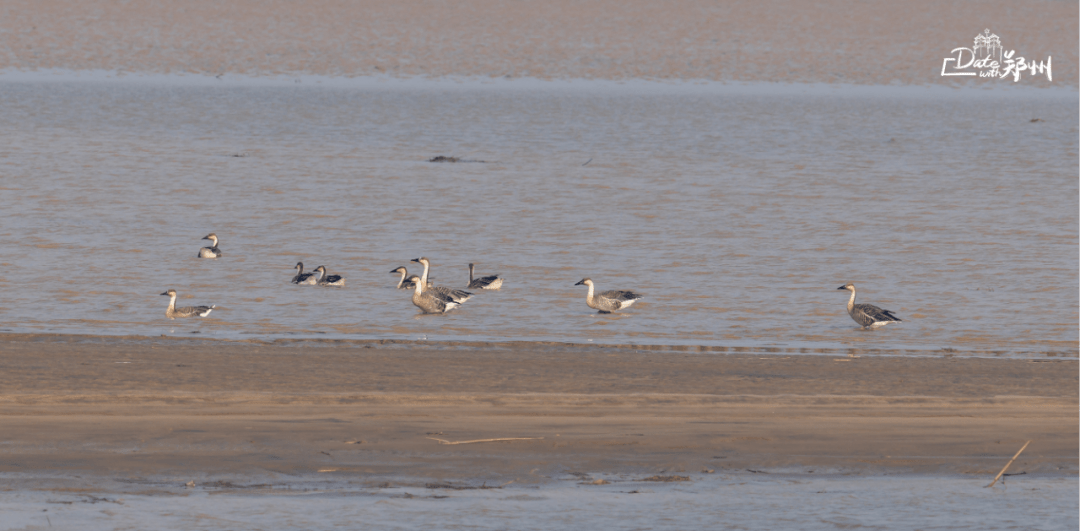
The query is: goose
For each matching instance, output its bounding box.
[410,274,461,314]
[314,265,345,286]
[390,266,422,289]
[837,283,902,327]
[410,257,472,302]
[160,289,215,319]
[292,262,317,285]
[198,233,222,258]
[574,278,642,313]
[467,263,504,290]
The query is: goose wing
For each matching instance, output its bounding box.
[415,292,460,313]
[431,286,473,303]
[853,303,901,323]
[177,305,215,317]
[598,290,642,302]
[468,275,504,289]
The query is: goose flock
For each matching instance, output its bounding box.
[168,233,902,327]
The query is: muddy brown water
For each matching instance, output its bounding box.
[0,77,1075,357]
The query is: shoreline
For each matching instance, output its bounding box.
[2,332,1075,360]
[1,69,1077,95]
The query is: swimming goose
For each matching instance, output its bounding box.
[198,233,222,258]
[837,283,902,327]
[574,278,643,313]
[160,289,215,319]
[467,263,504,290]
[410,274,461,314]
[292,262,317,285]
[390,266,422,289]
[314,265,345,286]
[410,257,472,302]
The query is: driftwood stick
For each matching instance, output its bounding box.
[426,437,544,445]
[985,440,1031,488]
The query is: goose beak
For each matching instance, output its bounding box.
[574,280,584,286]
[160,291,170,296]
[410,258,420,263]
[836,285,847,290]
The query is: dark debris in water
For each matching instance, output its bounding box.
[641,475,691,482]
[425,482,501,490]
[428,155,487,163]
[202,480,272,489]
[399,492,450,499]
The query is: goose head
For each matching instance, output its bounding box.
[575,278,593,287]
[837,283,855,292]
[202,233,218,244]
[160,289,177,297]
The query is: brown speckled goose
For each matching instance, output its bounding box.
[411,257,472,302]
[314,266,345,287]
[292,262,317,285]
[198,233,222,258]
[390,266,422,289]
[837,283,901,327]
[410,274,461,314]
[574,278,642,313]
[467,263,504,290]
[160,289,215,319]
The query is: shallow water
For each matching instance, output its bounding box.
[1,473,1076,531]
[0,75,1076,357]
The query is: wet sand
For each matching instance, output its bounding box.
[1,333,1075,486]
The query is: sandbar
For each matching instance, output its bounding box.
[0,333,1075,489]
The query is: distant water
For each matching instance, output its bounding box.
[0,74,1075,357]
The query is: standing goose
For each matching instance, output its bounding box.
[198,233,222,258]
[574,278,643,313]
[837,283,902,327]
[160,289,215,319]
[314,265,345,286]
[410,274,461,314]
[411,257,472,302]
[467,263,504,290]
[292,262,317,285]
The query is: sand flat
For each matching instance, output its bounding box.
[1,334,1075,484]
